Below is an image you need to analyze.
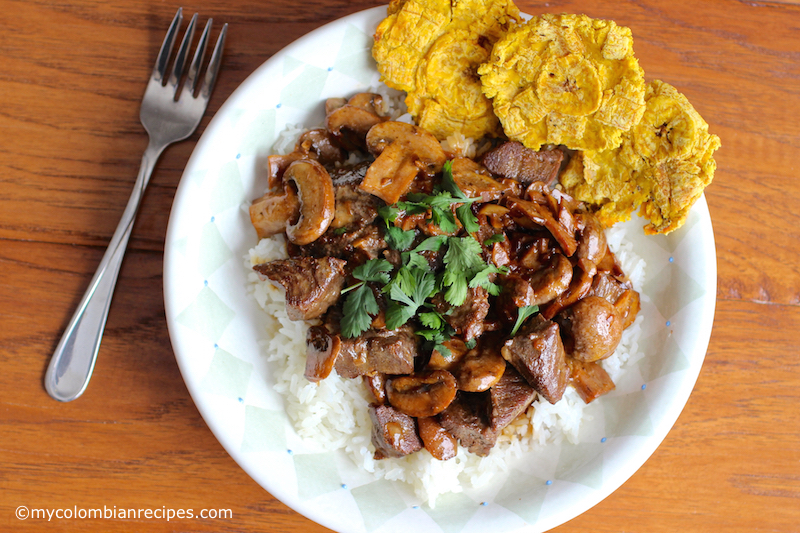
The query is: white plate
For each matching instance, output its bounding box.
[163,6,716,533]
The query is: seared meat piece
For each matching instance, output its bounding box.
[438,366,535,457]
[432,287,490,341]
[369,404,422,459]
[439,391,496,456]
[305,325,341,382]
[488,364,536,432]
[568,358,615,403]
[334,325,418,378]
[254,256,346,321]
[482,142,564,187]
[501,314,569,404]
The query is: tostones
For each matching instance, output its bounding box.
[372,0,520,140]
[560,80,721,234]
[478,13,647,151]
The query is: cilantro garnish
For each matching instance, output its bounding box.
[509,305,540,337]
[340,259,393,338]
[340,160,508,340]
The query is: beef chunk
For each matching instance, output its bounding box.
[433,287,490,341]
[369,404,422,459]
[334,325,418,378]
[438,391,496,456]
[482,142,564,187]
[489,364,536,432]
[501,314,569,404]
[254,256,346,321]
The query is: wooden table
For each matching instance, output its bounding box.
[2,0,799,531]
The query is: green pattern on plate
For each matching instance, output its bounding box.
[175,286,235,341]
[240,405,287,453]
[200,348,253,400]
[236,109,277,157]
[294,452,343,501]
[210,160,246,214]
[494,470,549,523]
[421,492,478,533]
[556,442,605,489]
[638,330,691,381]
[198,221,233,279]
[334,25,376,84]
[603,390,655,437]
[280,64,330,109]
[350,479,407,532]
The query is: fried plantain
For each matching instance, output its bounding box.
[479,13,646,151]
[560,80,721,234]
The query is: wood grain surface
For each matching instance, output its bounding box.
[2,0,799,531]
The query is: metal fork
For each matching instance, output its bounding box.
[44,8,228,402]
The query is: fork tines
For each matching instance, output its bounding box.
[153,7,227,100]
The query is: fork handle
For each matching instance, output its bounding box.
[45,140,164,402]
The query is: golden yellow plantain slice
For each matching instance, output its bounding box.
[559,80,721,234]
[373,0,519,139]
[479,13,646,151]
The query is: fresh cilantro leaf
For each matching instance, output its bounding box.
[418,310,444,330]
[444,236,485,272]
[469,264,508,296]
[414,235,448,252]
[456,203,480,233]
[510,305,540,337]
[441,269,469,307]
[339,259,393,338]
[483,233,506,246]
[465,338,477,349]
[353,258,392,284]
[384,223,416,250]
[341,285,378,338]
[439,160,463,198]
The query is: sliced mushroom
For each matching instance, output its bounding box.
[428,338,468,371]
[266,152,304,189]
[386,369,458,418]
[451,157,507,202]
[527,253,573,306]
[360,121,446,205]
[326,93,388,152]
[305,325,341,383]
[296,128,345,167]
[417,416,457,460]
[575,211,607,265]
[249,184,300,240]
[346,92,388,116]
[283,159,335,245]
[453,338,506,392]
[507,197,578,256]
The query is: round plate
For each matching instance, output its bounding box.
[163,6,716,533]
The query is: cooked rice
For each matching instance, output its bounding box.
[245,226,645,507]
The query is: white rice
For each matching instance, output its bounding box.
[246,90,647,506]
[246,226,645,507]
